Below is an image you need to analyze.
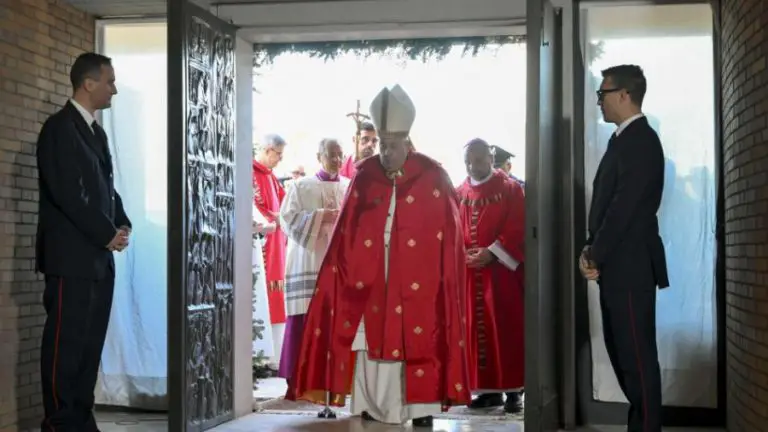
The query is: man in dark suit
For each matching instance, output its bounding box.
[36,52,131,432]
[580,64,669,432]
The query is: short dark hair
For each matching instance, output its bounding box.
[70,52,112,90]
[465,138,492,153]
[360,121,376,132]
[601,64,646,107]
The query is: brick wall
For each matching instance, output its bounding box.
[721,0,768,431]
[0,1,94,430]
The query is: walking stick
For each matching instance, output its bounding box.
[317,391,337,419]
[317,292,337,419]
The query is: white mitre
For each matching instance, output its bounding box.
[369,84,416,138]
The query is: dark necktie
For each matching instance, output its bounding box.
[91,121,106,144]
[91,121,111,157]
[90,121,114,172]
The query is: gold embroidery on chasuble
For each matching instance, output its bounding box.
[460,191,504,370]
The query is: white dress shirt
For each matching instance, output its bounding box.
[69,98,95,133]
[615,113,645,137]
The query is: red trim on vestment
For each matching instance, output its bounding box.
[628,292,649,432]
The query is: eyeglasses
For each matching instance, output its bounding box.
[596,88,622,101]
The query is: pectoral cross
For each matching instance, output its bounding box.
[346,100,371,160]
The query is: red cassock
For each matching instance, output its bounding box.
[253,160,287,324]
[339,155,358,180]
[286,153,471,408]
[456,170,525,391]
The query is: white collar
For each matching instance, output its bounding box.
[69,99,95,131]
[615,113,644,137]
[469,171,494,186]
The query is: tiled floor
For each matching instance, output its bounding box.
[96,380,723,432]
[95,409,723,432]
[95,410,519,432]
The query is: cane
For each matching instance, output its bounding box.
[317,301,336,419]
[317,391,336,419]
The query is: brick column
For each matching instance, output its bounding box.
[0,1,94,430]
[721,0,768,431]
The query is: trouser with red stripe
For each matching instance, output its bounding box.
[599,285,662,432]
[40,268,115,432]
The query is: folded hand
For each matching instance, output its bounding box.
[107,228,130,252]
[467,247,494,269]
[321,209,340,224]
[578,246,599,281]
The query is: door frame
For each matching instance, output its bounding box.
[569,0,726,427]
[525,0,571,430]
[167,0,188,428]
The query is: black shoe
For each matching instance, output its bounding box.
[412,416,433,428]
[361,411,376,422]
[84,411,101,432]
[468,393,504,409]
[504,392,523,414]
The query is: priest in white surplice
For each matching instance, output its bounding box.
[286,86,470,429]
[277,139,349,386]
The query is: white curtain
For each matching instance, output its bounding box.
[95,23,169,409]
[582,4,718,408]
[252,208,275,358]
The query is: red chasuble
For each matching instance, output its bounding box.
[286,153,471,408]
[456,170,525,391]
[253,161,287,324]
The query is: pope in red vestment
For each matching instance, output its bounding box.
[457,138,526,414]
[253,141,288,326]
[287,85,470,427]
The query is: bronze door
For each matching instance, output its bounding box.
[168,1,238,430]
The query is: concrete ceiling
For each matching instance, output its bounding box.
[65,0,527,42]
[64,0,209,17]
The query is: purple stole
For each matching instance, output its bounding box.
[316,170,339,182]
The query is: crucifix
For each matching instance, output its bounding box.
[346,99,371,160]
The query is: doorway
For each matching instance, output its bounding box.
[93,1,723,431]
[94,2,541,431]
[526,0,722,430]
[571,0,722,428]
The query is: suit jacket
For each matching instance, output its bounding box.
[36,101,131,279]
[587,116,669,289]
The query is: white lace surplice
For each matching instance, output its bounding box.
[279,175,349,317]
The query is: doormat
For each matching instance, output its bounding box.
[254,397,524,422]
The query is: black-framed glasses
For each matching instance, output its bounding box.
[596,88,622,101]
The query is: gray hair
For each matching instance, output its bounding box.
[317,138,340,155]
[263,134,286,149]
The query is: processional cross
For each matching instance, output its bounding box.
[346,99,371,159]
